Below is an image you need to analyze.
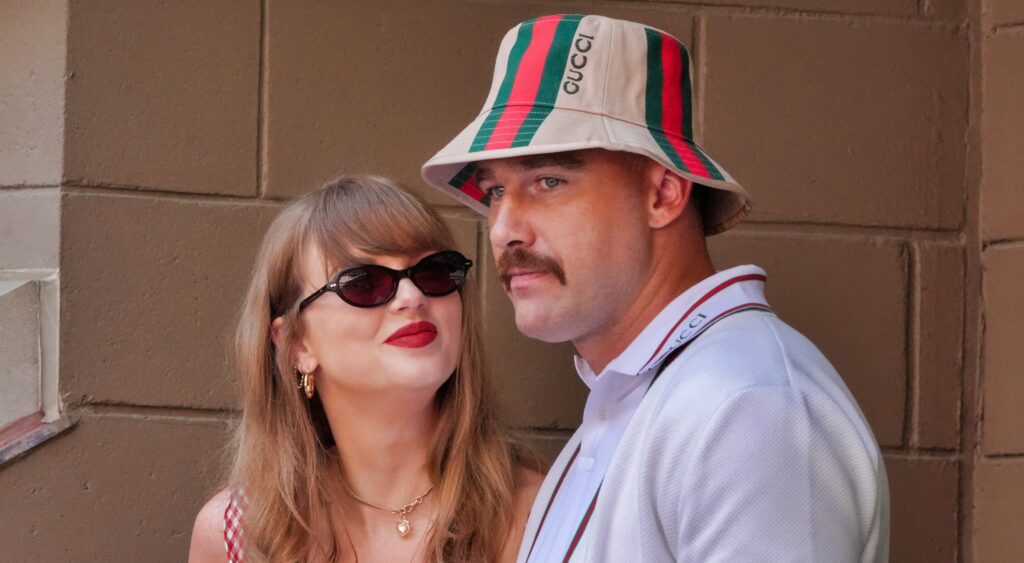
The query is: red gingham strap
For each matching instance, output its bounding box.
[224,491,245,563]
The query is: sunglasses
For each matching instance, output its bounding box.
[298,250,473,311]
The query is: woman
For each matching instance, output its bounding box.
[188,175,543,562]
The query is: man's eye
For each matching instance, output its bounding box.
[540,177,563,189]
[485,186,505,199]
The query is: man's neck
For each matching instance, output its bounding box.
[575,251,715,375]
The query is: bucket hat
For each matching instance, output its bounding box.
[421,14,750,235]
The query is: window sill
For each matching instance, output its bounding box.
[0,412,77,468]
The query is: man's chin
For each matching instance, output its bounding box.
[513,308,573,343]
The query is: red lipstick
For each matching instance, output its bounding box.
[385,321,438,348]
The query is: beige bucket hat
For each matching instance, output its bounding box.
[421,14,751,235]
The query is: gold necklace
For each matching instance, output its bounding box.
[337,461,433,537]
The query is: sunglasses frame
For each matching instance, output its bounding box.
[297,250,473,311]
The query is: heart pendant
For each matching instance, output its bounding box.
[397,517,411,537]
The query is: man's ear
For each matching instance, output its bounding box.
[647,166,693,229]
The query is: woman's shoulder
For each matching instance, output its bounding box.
[513,465,545,531]
[499,467,545,562]
[514,466,544,509]
[510,445,546,520]
[188,488,233,563]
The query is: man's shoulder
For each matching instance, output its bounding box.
[666,310,822,388]
[640,310,847,428]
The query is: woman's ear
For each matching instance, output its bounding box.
[270,316,286,351]
[272,316,318,373]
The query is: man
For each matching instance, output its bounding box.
[422,14,889,562]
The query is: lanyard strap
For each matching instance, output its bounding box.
[554,303,772,562]
[640,273,768,373]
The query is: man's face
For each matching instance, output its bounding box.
[476,149,653,344]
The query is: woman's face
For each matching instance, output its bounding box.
[294,248,464,398]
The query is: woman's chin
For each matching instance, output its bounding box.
[326,363,454,398]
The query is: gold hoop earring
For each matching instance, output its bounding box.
[297,369,315,399]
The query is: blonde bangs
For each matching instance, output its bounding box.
[300,176,457,285]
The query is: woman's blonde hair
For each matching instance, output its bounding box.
[230,175,527,562]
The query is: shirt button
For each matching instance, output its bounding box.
[597,407,609,421]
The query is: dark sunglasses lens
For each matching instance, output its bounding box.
[412,254,467,296]
[337,267,396,306]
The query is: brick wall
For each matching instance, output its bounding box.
[0,1,1014,561]
[972,0,1024,561]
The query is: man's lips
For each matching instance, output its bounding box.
[385,321,438,348]
[506,269,551,290]
[506,267,545,278]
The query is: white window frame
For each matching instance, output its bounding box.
[0,270,74,466]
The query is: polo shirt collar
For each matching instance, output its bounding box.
[575,265,768,386]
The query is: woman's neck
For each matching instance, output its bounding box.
[323,388,438,507]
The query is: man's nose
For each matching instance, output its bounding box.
[488,195,533,251]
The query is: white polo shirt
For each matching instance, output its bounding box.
[519,265,889,563]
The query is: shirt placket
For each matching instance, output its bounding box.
[579,371,621,466]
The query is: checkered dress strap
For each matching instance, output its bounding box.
[223,490,246,563]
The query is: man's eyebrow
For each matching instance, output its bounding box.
[473,166,493,183]
[472,153,585,183]
[513,153,584,171]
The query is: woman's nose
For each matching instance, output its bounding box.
[388,277,428,312]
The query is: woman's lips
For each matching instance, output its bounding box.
[385,321,438,348]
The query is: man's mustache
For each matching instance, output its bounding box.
[497,248,567,290]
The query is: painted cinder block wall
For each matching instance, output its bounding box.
[0,0,1020,561]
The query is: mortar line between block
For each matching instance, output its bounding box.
[907,243,921,449]
[79,403,240,423]
[516,427,577,438]
[257,0,270,198]
[879,449,961,462]
[735,221,965,241]
[695,13,707,142]
[982,238,1024,249]
[981,452,1024,460]
[993,21,1024,33]
[584,0,955,26]
[0,185,62,192]
[62,184,289,206]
